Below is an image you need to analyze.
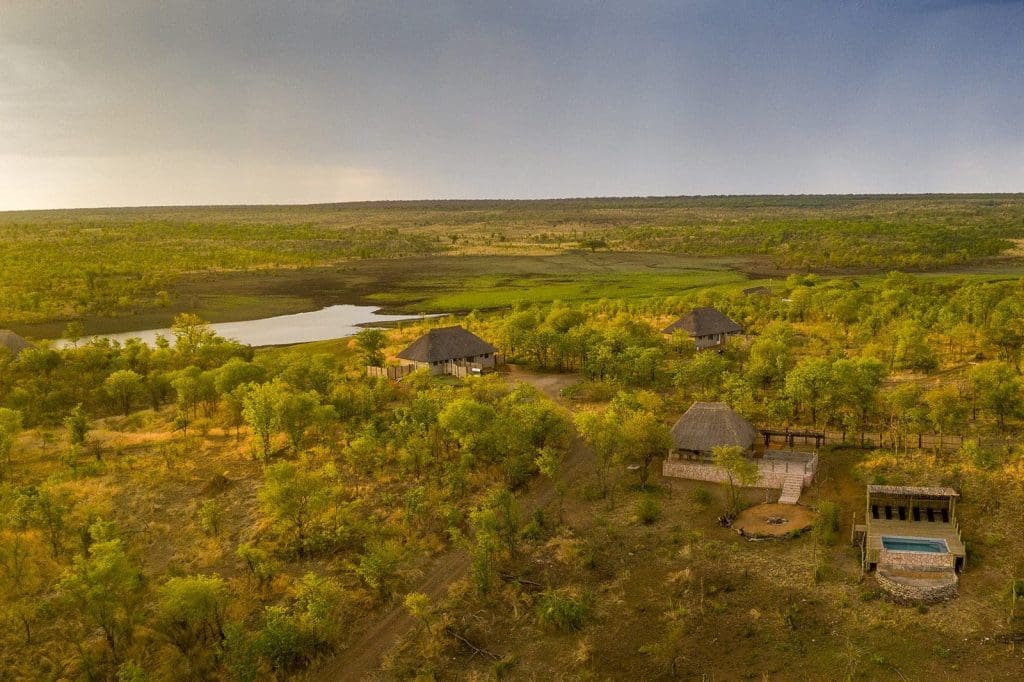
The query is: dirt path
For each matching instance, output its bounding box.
[310,367,589,680]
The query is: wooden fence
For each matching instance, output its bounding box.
[365,364,417,380]
[769,429,1009,452]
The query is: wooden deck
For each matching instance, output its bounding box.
[864,518,966,568]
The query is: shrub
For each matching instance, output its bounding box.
[636,495,661,525]
[253,606,321,675]
[814,501,841,546]
[536,588,593,632]
[198,500,223,536]
[503,453,534,489]
[355,540,404,603]
[561,380,619,403]
[690,486,714,507]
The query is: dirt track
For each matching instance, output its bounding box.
[310,367,588,680]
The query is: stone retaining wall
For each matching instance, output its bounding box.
[876,569,958,604]
[662,459,815,489]
[878,549,955,571]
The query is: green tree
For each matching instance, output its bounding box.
[253,606,319,676]
[259,461,330,556]
[984,297,1024,369]
[746,323,795,389]
[713,445,758,516]
[784,357,833,425]
[893,321,938,372]
[403,592,432,630]
[968,361,1022,430]
[293,572,345,644]
[481,487,521,558]
[62,321,86,347]
[881,383,925,453]
[144,371,174,411]
[574,408,624,504]
[103,369,144,416]
[354,540,404,603]
[243,382,284,461]
[213,358,266,396]
[64,404,89,447]
[171,313,217,357]
[438,397,497,454]
[171,366,204,419]
[923,385,969,448]
[156,574,228,654]
[619,409,671,489]
[829,357,885,438]
[674,351,729,399]
[276,390,320,452]
[58,530,142,662]
[0,408,24,470]
[355,328,387,367]
[535,446,565,520]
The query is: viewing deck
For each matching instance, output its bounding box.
[864,518,965,570]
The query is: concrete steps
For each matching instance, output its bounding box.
[778,473,804,504]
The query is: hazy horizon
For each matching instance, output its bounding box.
[2,1,1022,211]
[5,191,1024,216]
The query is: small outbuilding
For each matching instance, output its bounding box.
[396,326,498,376]
[669,401,757,460]
[0,330,32,359]
[662,307,742,349]
[854,485,966,604]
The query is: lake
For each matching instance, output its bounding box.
[56,305,437,348]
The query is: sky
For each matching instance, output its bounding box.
[1,1,1022,210]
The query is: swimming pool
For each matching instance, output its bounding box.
[881,536,949,553]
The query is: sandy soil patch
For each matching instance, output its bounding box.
[733,502,814,538]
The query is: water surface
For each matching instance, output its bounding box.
[59,305,434,348]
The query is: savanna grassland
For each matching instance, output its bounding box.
[3,197,1024,680]
[3,194,1024,333]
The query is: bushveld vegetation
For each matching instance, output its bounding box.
[0,316,576,678]
[3,194,1024,325]
[3,198,1024,678]
[3,267,1024,677]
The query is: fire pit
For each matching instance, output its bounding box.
[733,503,814,539]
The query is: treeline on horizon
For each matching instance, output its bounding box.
[2,194,1023,325]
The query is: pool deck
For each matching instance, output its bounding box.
[865,519,965,569]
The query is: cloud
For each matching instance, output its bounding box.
[0,1,1021,209]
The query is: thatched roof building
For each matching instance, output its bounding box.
[397,326,497,374]
[662,307,742,349]
[0,330,31,358]
[670,401,757,457]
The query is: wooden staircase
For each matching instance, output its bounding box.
[778,473,804,505]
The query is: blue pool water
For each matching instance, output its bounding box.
[881,536,948,553]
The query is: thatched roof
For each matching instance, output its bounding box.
[397,326,497,363]
[867,485,959,499]
[663,307,742,336]
[0,330,31,358]
[671,402,757,452]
